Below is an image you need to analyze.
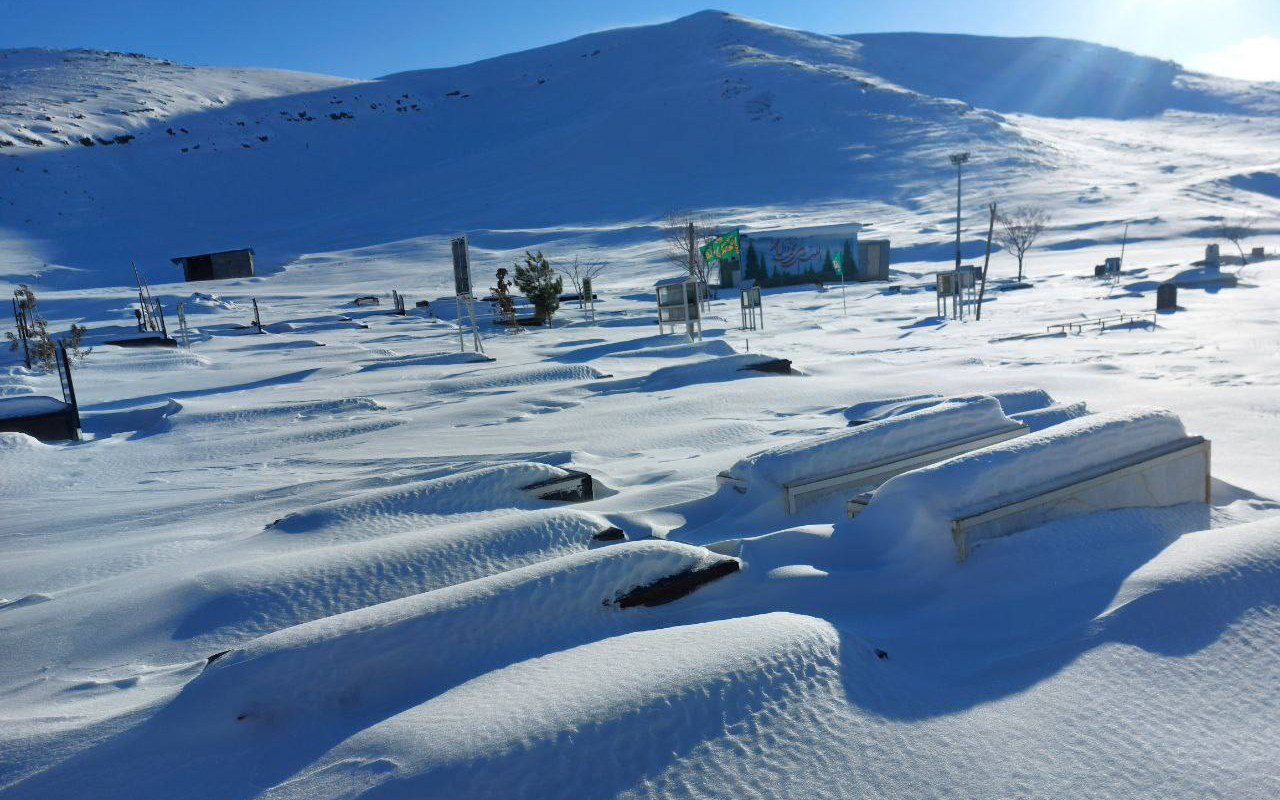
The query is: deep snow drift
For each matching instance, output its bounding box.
[3,9,1280,800]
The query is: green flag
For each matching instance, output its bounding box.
[700,229,740,263]
[832,252,843,275]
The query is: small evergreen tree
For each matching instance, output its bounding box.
[822,250,834,274]
[513,251,563,324]
[744,242,759,283]
[842,240,856,278]
[5,285,91,370]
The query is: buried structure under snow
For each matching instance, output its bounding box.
[720,395,1026,513]
[0,342,82,441]
[847,406,1210,561]
[522,469,595,502]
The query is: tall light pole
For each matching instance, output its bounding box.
[950,152,969,270]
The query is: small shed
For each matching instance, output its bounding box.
[171,248,255,282]
[857,239,891,280]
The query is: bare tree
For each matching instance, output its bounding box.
[662,210,714,304]
[556,255,607,308]
[1216,215,1257,266]
[995,206,1051,282]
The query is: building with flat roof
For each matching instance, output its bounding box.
[171,248,255,282]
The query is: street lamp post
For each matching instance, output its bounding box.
[950,152,969,270]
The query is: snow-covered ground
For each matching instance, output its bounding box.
[2,10,1279,800]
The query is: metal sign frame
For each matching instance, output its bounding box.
[55,341,81,438]
[739,285,763,330]
[655,277,703,341]
[449,237,485,355]
[451,236,474,297]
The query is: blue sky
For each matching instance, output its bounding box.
[3,0,1278,80]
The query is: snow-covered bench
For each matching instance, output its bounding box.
[1046,312,1155,335]
[720,395,1027,514]
[846,407,1210,561]
[0,395,78,441]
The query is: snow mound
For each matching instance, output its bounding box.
[94,348,210,371]
[0,431,53,452]
[845,406,1190,570]
[172,541,736,725]
[358,351,495,372]
[184,397,384,425]
[175,509,612,640]
[731,395,1015,489]
[268,462,580,539]
[843,387,1054,423]
[279,612,844,799]
[1010,401,1091,431]
[0,395,67,418]
[429,364,604,394]
[591,353,792,394]
[0,593,53,611]
[1093,516,1280,642]
[610,340,737,359]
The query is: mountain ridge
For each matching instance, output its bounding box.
[0,10,1277,290]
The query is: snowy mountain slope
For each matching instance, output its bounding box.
[3,11,1042,289]
[842,32,1280,119]
[2,10,1280,799]
[3,13,1278,295]
[0,48,361,150]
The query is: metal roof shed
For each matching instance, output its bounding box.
[171,248,255,282]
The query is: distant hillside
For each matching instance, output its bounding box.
[0,48,360,149]
[0,12,1034,288]
[842,32,1280,119]
[1,11,1277,290]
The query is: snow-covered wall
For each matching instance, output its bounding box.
[844,406,1194,569]
[730,395,1015,490]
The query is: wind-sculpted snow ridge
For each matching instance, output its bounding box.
[842,386,1054,423]
[590,352,794,394]
[178,396,385,425]
[174,508,613,640]
[268,461,578,540]
[845,406,1190,570]
[731,395,1014,490]
[426,363,606,394]
[261,613,848,800]
[173,541,737,726]
[1009,400,1090,431]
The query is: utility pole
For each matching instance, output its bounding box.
[976,203,997,321]
[950,152,970,270]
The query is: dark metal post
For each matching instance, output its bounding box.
[57,341,81,439]
[976,202,997,321]
[155,299,168,339]
[13,295,31,369]
[950,152,970,270]
[252,298,263,333]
